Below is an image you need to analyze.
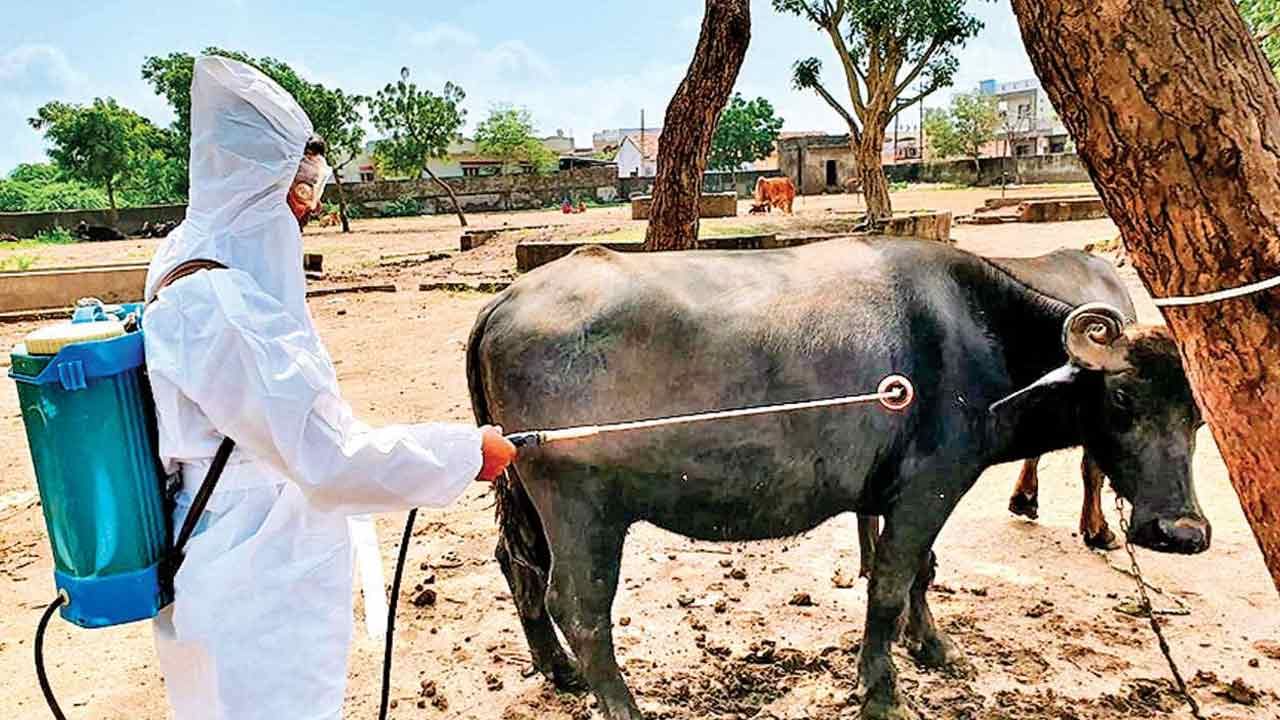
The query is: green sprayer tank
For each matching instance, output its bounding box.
[11,301,172,628]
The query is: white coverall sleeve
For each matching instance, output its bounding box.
[146,269,483,515]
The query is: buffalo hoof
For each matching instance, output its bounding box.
[1083,526,1121,551]
[861,692,919,720]
[1008,492,1039,520]
[548,657,589,692]
[911,634,972,676]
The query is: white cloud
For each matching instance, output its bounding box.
[476,40,554,81]
[408,23,480,51]
[0,44,86,95]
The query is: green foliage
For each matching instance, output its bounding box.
[708,93,784,172]
[1240,0,1280,69]
[474,106,557,175]
[33,227,75,244]
[28,98,163,212]
[382,196,423,217]
[775,0,986,128]
[0,254,40,272]
[923,93,999,164]
[368,69,467,177]
[9,163,63,184]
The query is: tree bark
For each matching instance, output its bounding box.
[332,168,352,233]
[105,176,119,228]
[423,164,468,228]
[644,0,750,251]
[854,126,892,220]
[1011,0,1280,593]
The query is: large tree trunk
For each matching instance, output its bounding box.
[1011,0,1280,593]
[332,169,352,234]
[644,0,750,251]
[423,164,468,227]
[854,126,892,220]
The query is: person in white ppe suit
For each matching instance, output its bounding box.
[143,56,517,719]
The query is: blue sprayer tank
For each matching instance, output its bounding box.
[11,300,172,628]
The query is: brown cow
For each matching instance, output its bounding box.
[753,176,795,214]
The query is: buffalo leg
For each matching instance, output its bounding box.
[494,538,584,690]
[542,513,640,720]
[857,514,880,578]
[1008,456,1041,519]
[903,551,969,672]
[860,463,976,720]
[1079,453,1120,550]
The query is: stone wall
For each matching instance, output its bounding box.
[883,153,1092,186]
[0,204,187,239]
[618,169,783,200]
[326,166,621,216]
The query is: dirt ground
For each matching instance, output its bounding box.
[1,186,1277,720]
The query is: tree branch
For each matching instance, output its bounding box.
[890,78,945,119]
[823,12,867,120]
[894,37,945,98]
[808,80,862,140]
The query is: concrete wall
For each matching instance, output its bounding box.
[618,169,783,200]
[324,165,621,216]
[884,153,1091,186]
[0,204,187,239]
[630,192,737,220]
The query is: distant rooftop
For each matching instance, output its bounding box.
[978,78,1041,95]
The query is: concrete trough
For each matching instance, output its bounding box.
[1019,198,1108,223]
[0,263,150,312]
[631,192,738,221]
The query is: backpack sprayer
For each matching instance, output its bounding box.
[13,290,914,719]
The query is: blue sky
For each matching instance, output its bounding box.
[0,0,1035,175]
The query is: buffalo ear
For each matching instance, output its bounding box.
[988,364,1081,425]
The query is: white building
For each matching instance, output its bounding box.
[614,133,660,178]
[975,78,1072,157]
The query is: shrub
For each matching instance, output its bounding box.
[382,196,423,217]
[33,227,76,244]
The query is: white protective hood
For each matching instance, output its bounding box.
[144,55,314,326]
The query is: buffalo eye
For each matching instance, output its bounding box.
[1112,388,1133,409]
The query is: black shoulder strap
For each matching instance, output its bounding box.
[170,437,236,572]
[152,258,236,576]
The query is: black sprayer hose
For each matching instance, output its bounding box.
[35,594,68,720]
[379,508,418,720]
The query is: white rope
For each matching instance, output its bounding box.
[1152,273,1280,307]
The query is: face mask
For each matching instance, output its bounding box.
[289,153,332,227]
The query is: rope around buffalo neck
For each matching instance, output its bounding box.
[1152,273,1280,307]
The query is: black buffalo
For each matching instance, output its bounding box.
[468,239,1209,720]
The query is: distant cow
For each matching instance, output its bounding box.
[753,176,795,214]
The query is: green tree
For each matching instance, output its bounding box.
[307,87,367,232]
[368,68,469,227]
[708,93,784,187]
[775,0,986,219]
[28,98,161,224]
[922,93,998,174]
[1240,0,1280,68]
[474,106,557,175]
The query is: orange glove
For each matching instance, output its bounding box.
[478,425,517,482]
